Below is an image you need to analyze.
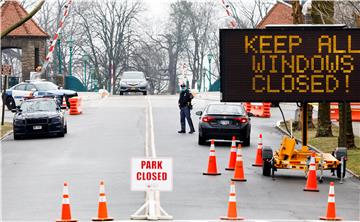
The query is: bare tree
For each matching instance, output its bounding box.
[228,0,273,28]
[311,0,334,137]
[73,0,142,92]
[182,2,215,90]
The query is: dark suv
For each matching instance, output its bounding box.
[12,97,67,139]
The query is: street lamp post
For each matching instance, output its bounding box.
[83,54,89,91]
[90,67,95,91]
[57,33,62,74]
[66,36,74,76]
[202,68,207,92]
[207,53,213,91]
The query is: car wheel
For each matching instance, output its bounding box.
[198,134,206,145]
[6,97,15,110]
[243,136,250,147]
[120,92,124,95]
[64,124,68,134]
[143,91,147,95]
[14,133,21,140]
[58,127,65,137]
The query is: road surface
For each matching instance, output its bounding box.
[1,94,359,221]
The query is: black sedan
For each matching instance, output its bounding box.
[12,97,67,140]
[196,103,252,146]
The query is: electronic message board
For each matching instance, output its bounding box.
[220,29,360,102]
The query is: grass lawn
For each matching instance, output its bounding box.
[280,121,360,176]
[1,122,13,138]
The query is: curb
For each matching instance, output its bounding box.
[1,130,13,141]
[275,120,360,179]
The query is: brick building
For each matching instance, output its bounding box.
[257,1,293,28]
[1,0,49,80]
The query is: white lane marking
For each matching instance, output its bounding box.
[145,96,149,157]
[148,96,156,158]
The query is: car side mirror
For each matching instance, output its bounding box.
[146,77,150,80]
[11,108,18,113]
[31,88,37,92]
[195,111,203,116]
[247,112,254,117]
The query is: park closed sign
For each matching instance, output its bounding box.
[131,158,173,191]
[220,28,360,102]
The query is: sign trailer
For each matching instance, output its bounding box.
[220,25,358,149]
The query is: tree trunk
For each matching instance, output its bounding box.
[316,102,333,137]
[338,103,346,147]
[291,0,314,131]
[339,102,357,149]
[291,0,304,24]
[312,0,334,137]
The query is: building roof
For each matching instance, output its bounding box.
[257,1,293,28]
[1,0,49,38]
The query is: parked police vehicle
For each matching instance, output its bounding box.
[12,97,67,140]
[2,80,77,110]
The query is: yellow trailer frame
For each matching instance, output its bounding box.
[272,136,340,172]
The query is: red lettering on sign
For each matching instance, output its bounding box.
[140,160,163,169]
[136,172,168,181]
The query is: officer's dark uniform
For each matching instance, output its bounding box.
[178,85,195,134]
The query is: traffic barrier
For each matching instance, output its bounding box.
[225,136,237,171]
[247,103,271,118]
[252,134,263,167]
[244,103,251,113]
[220,181,245,220]
[92,181,114,221]
[56,182,77,222]
[231,144,247,182]
[319,182,342,221]
[203,139,221,176]
[98,88,109,98]
[304,153,319,192]
[330,102,360,121]
[69,97,82,115]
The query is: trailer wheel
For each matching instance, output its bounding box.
[334,147,347,179]
[262,146,273,177]
[262,159,272,176]
[336,160,346,179]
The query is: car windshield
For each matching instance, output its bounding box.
[122,72,145,79]
[206,104,245,115]
[20,100,57,113]
[34,82,59,91]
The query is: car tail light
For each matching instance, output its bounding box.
[202,116,214,122]
[235,117,248,123]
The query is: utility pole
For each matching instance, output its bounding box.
[66,36,74,77]
[207,53,213,90]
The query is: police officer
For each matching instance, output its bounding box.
[178,83,195,134]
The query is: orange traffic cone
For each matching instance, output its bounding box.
[62,96,67,109]
[252,134,263,167]
[231,145,247,182]
[203,139,221,176]
[93,181,114,221]
[319,182,342,221]
[56,182,77,222]
[304,152,319,192]
[220,181,245,220]
[225,136,237,171]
